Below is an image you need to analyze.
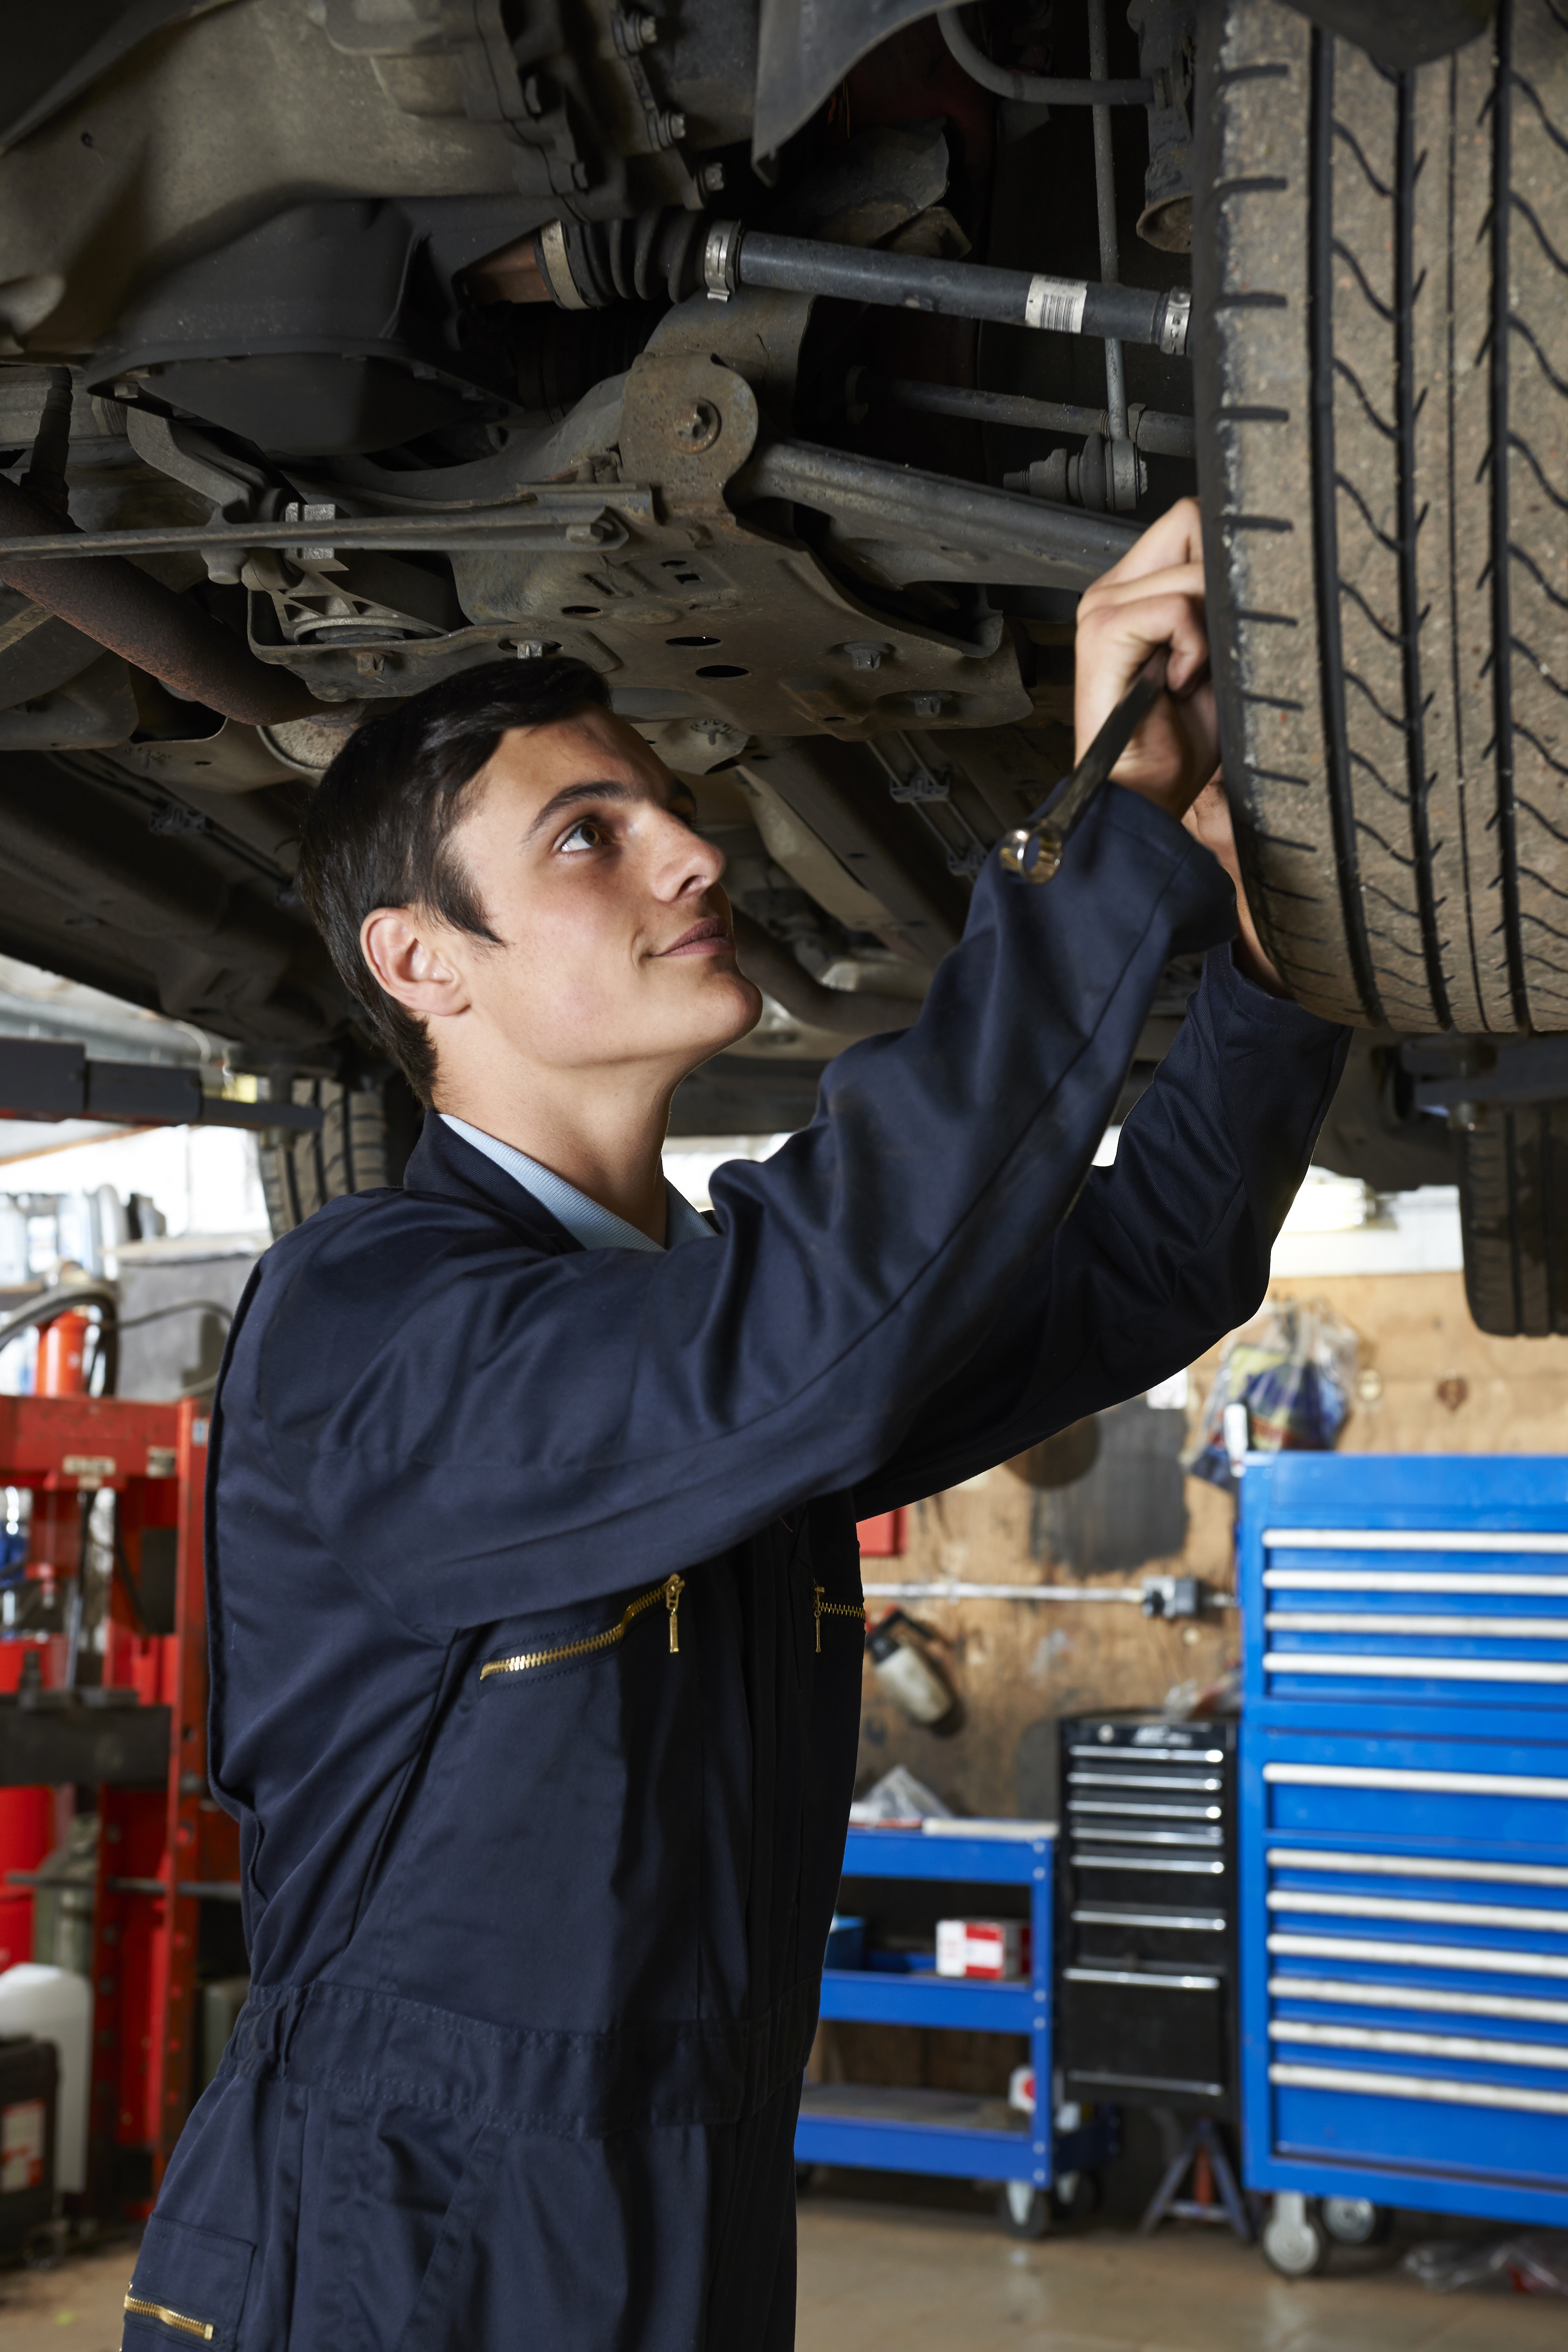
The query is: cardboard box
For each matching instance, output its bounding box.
[935,1918,1030,1980]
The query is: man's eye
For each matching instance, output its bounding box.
[558,817,608,853]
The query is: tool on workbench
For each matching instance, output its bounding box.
[1000,646,1169,884]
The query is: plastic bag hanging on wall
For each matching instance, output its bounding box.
[1182,1299,1359,1493]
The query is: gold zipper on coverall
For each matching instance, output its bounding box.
[123,2298,214,2342]
[813,1583,864,1653]
[480,1573,686,1678]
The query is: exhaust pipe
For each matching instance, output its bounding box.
[0,380,320,728]
[730,909,918,1039]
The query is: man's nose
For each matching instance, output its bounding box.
[650,803,725,896]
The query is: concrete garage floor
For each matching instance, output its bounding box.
[1,2205,1563,2350]
[795,2197,1566,2352]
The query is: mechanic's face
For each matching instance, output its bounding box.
[429,706,761,1086]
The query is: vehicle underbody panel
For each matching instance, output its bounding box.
[6,0,1545,1278]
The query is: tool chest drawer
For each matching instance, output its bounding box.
[1242,1455,1568,1715]
[1244,1731,1568,2192]
[1058,1714,1238,2115]
[1237,1454,1568,2226]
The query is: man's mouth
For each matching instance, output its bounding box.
[658,916,734,959]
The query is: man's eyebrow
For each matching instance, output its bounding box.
[524,777,644,842]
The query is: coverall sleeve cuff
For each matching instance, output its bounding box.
[1205,938,1351,1036]
[1084,784,1242,958]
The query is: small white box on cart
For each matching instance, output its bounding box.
[934,1918,1030,1980]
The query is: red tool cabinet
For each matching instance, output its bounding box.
[0,1394,237,2209]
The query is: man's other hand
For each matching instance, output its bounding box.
[1074,498,1285,995]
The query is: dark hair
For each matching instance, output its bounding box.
[297,656,611,1103]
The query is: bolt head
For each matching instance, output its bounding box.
[699,160,726,196]
[671,398,722,453]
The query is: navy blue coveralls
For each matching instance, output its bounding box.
[123,787,1345,2351]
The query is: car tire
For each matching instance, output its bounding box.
[259,1072,421,1237]
[1458,1100,1568,1332]
[1194,0,1568,1035]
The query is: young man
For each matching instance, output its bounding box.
[123,506,1345,2350]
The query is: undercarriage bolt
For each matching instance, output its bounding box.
[698,160,726,198]
[618,8,660,47]
[653,108,686,147]
[840,642,887,670]
[671,399,722,452]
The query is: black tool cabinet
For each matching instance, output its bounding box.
[1056,1713,1238,2116]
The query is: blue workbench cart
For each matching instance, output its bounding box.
[796,1821,1112,2233]
[1236,1454,1568,2273]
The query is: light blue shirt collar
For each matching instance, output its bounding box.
[440,1112,716,1252]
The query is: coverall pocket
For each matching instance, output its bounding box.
[479,1572,687,1688]
[314,2098,504,2352]
[122,2214,255,2350]
[387,2122,506,2352]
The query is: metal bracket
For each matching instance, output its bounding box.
[703,220,743,302]
[1157,287,1192,356]
[617,352,760,503]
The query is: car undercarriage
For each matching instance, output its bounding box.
[0,0,1562,1329]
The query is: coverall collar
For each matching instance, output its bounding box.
[439,1112,714,1252]
[401,1105,714,1253]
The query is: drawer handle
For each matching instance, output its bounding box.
[1069,1771,1223,1791]
[1269,2060,1568,2116]
[1264,1763,1568,1800]
[1263,1529,1568,1555]
[1266,1567,1568,1594]
[1266,1847,1568,1892]
[1072,1909,1227,1932]
[1266,1611,1568,1638]
[1069,1800,1222,1819]
[1270,2019,1568,2071]
[1269,1973,1568,2026]
[1269,1891,1568,1935]
[1268,1931,1568,1981]
[1264,1652,1568,1685]
[1064,1966,1219,1991]
[1076,1857,1225,1876]
[1069,1744,1226,1763]
[1068,2067,1226,2099]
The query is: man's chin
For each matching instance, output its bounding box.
[675,980,765,1070]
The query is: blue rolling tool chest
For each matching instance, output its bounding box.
[795,1822,1114,2232]
[1237,1454,1568,2268]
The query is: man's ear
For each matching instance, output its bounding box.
[360,906,473,1023]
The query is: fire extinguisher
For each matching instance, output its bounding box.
[865,1608,962,1735]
